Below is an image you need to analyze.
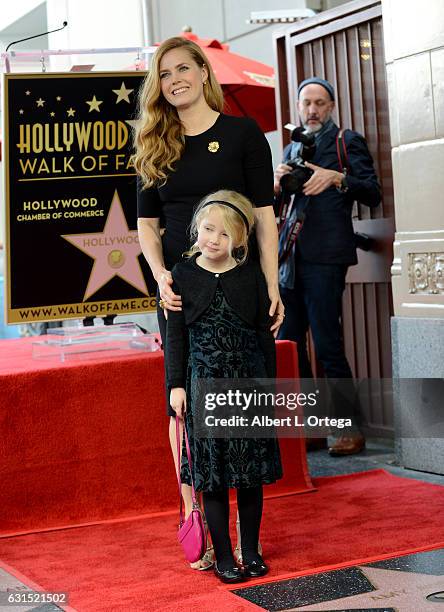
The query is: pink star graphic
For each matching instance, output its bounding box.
[62,190,148,300]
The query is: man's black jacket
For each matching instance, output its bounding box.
[281,124,381,265]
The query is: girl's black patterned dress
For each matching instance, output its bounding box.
[180,287,282,492]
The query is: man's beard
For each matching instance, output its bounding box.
[303,120,324,134]
[301,113,331,133]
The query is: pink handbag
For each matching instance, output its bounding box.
[176,418,206,563]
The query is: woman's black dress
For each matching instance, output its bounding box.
[180,288,282,492]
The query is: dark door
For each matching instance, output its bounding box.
[274,0,394,435]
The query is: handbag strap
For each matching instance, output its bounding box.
[175,416,198,525]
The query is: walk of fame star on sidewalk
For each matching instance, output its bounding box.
[62,190,148,300]
[293,566,444,611]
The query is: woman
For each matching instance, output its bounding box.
[133,36,283,569]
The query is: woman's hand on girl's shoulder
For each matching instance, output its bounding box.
[170,387,187,418]
[158,269,182,311]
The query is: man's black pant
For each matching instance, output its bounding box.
[278,260,360,426]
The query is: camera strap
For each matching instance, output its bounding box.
[276,191,293,231]
[278,209,305,264]
[336,129,350,174]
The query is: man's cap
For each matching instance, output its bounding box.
[297,77,335,101]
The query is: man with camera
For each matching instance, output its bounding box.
[274,77,381,456]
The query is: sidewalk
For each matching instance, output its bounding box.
[308,437,444,486]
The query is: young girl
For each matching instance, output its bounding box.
[166,189,282,583]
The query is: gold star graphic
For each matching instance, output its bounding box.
[56,96,62,101]
[86,95,103,112]
[25,90,31,96]
[112,81,134,104]
[67,108,76,117]
[125,119,138,131]
[50,112,55,117]
[36,98,45,107]
[19,109,24,115]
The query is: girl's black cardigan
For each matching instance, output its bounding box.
[166,255,276,389]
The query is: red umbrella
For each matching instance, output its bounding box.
[179,32,276,133]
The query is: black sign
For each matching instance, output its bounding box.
[4,72,157,323]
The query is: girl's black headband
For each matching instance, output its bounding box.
[201,200,250,232]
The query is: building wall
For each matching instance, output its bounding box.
[383,0,444,474]
[150,0,320,62]
[0,0,44,32]
[382,0,444,318]
[45,0,145,71]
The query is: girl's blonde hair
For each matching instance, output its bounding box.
[133,37,224,188]
[186,190,255,264]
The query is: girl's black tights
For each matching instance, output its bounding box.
[202,486,263,571]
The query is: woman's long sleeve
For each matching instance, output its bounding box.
[165,279,188,389]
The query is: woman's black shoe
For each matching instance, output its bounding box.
[242,557,269,578]
[214,563,246,583]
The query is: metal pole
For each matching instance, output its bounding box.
[141,0,155,46]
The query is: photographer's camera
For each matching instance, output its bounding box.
[280,128,316,194]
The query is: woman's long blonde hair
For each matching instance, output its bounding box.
[133,37,224,188]
[186,190,255,265]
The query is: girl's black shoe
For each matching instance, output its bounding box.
[214,563,246,583]
[242,556,269,578]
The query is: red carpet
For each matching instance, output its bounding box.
[0,338,312,535]
[1,470,444,612]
